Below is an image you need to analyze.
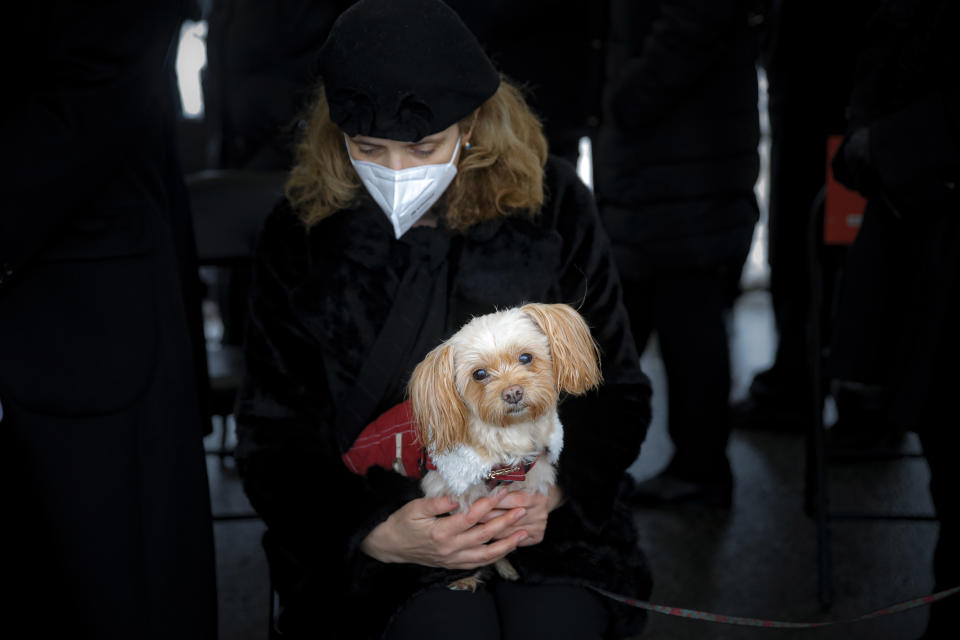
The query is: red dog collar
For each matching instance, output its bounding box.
[420,451,541,490]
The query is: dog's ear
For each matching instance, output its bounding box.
[408,342,468,454]
[521,303,602,395]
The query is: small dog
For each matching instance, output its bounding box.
[408,303,602,591]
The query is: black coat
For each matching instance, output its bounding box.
[594,0,761,274]
[0,2,217,637]
[828,0,960,434]
[205,0,358,170]
[235,157,653,638]
[447,0,609,159]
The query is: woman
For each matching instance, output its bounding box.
[235,1,652,637]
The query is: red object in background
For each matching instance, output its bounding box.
[824,134,867,245]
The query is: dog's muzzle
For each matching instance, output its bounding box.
[501,385,524,405]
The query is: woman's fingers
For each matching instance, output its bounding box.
[489,490,543,510]
[416,495,458,518]
[476,508,511,523]
[462,489,511,525]
[497,522,545,546]
[431,490,503,536]
[363,493,538,569]
[458,506,527,547]
[479,491,553,545]
[444,530,528,570]
[400,489,552,570]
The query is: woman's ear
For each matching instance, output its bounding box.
[521,303,602,395]
[408,342,467,453]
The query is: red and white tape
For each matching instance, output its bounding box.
[588,585,960,629]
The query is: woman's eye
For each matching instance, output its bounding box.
[412,147,435,157]
[358,147,380,156]
[519,353,533,365]
[472,369,488,381]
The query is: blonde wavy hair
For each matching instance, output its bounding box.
[285,77,548,232]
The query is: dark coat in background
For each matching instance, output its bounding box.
[828,1,959,636]
[595,0,761,275]
[757,0,877,391]
[829,0,960,434]
[0,2,217,637]
[235,157,653,639]
[447,0,609,162]
[204,0,357,171]
[590,0,761,485]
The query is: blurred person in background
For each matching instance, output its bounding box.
[731,0,879,439]
[595,0,763,508]
[0,2,217,637]
[828,1,959,636]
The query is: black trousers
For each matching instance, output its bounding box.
[620,266,734,481]
[384,582,609,640]
[917,262,960,639]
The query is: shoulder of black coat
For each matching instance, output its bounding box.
[541,154,596,229]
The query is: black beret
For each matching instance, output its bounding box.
[319,0,501,142]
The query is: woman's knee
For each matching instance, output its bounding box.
[493,582,609,640]
[384,585,500,640]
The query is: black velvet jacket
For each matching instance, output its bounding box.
[235,157,653,638]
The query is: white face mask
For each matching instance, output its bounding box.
[347,135,462,239]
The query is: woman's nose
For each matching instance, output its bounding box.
[384,152,407,171]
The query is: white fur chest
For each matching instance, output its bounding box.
[421,411,564,509]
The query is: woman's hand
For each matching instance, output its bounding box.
[478,485,564,546]
[360,490,529,569]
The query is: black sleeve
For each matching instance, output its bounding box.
[234,204,421,579]
[548,162,652,532]
[868,89,960,216]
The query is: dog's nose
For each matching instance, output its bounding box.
[501,385,524,405]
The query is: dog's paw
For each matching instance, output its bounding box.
[447,576,483,592]
[494,558,519,581]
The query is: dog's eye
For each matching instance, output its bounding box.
[519,353,533,365]
[472,369,488,381]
